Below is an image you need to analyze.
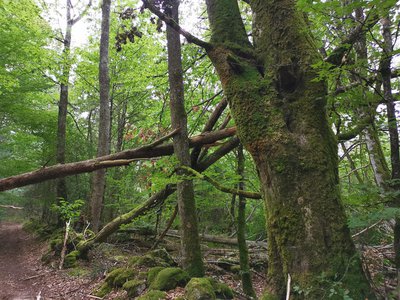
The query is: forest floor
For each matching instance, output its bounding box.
[0,221,396,299]
[0,222,265,300]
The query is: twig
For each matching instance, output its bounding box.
[23,273,46,281]
[59,219,71,270]
[86,295,103,300]
[286,273,291,300]
[352,219,383,238]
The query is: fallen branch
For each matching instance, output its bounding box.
[23,273,46,281]
[59,219,71,270]
[0,127,236,192]
[352,219,383,238]
[0,205,24,210]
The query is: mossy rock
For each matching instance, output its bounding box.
[150,267,190,291]
[148,267,165,284]
[185,277,216,300]
[122,279,147,298]
[211,281,233,299]
[136,290,167,300]
[105,268,125,284]
[63,250,80,268]
[94,282,112,298]
[105,267,136,287]
[113,268,136,287]
[133,255,161,268]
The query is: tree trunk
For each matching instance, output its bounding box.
[236,144,256,298]
[56,0,73,202]
[381,15,400,289]
[166,0,204,277]
[205,0,374,298]
[89,0,112,233]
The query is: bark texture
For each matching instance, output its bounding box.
[166,0,204,277]
[205,0,374,298]
[90,0,112,233]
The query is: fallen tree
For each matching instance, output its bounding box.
[0,127,236,192]
[77,136,240,253]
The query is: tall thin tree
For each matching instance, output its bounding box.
[90,0,112,232]
[165,0,204,277]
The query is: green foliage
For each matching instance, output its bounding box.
[51,199,85,223]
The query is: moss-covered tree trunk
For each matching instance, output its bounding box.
[205,0,374,298]
[166,0,204,277]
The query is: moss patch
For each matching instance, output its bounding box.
[122,279,146,298]
[185,277,216,300]
[149,267,190,291]
[94,282,112,298]
[105,267,135,287]
[63,250,80,268]
[148,267,165,285]
[137,290,167,300]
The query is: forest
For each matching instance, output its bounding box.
[0,0,400,299]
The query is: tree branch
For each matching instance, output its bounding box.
[0,127,236,192]
[180,166,262,199]
[336,115,374,141]
[142,0,212,50]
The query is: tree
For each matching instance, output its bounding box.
[56,0,91,203]
[89,0,112,233]
[165,0,204,277]
[202,0,373,298]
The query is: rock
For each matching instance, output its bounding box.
[94,282,112,298]
[185,277,216,300]
[149,267,190,291]
[122,279,147,298]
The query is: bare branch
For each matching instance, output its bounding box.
[142,0,212,50]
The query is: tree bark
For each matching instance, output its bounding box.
[166,0,204,277]
[205,0,374,298]
[89,0,112,233]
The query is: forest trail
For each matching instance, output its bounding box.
[0,222,42,300]
[0,222,96,300]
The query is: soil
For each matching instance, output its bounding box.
[0,222,97,300]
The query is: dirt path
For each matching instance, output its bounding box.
[0,222,97,300]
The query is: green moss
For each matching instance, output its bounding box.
[105,267,136,287]
[150,267,190,291]
[128,255,140,266]
[136,290,167,300]
[94,282,112,298]
[67,266,89,277]
[148,267,165,285]
[113,269,136,287]
[63,250,80,268]
[185,277,216,300]
[210,280,233,299]
[122,279,146,298]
